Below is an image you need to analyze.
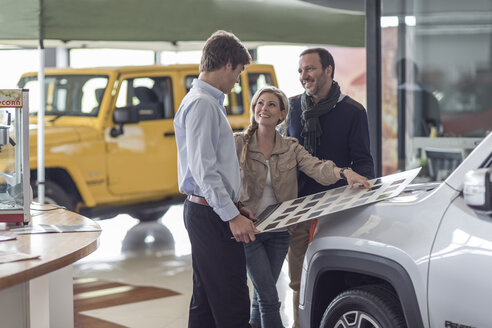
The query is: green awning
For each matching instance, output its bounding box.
[0,0,365,48]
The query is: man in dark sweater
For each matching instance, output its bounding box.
[286,48,375,328]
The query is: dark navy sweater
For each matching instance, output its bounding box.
[288,94,375,197]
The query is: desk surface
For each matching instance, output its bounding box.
[0,206,100,290]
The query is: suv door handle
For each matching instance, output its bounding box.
[164,131,175,137]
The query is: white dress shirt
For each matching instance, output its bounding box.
[174,79,241,222]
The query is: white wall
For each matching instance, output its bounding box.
[0,48,39,88]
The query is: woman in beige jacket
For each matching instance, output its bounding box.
[234,86,369,328]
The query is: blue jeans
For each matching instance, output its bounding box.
[244,230,290,328]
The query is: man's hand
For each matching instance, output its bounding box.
[229,213,260,243]
[345,169,371,190]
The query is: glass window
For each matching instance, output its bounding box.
[18,75,108,117]
[247,73,274,98]
[185,76,195,93]
[227,83,244,115]
[380,0,492,181]
[115,76,174,121]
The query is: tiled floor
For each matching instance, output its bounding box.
[72,205,294,328]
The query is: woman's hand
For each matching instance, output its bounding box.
[339,168,371,190]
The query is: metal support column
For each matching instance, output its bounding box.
[366,0,383,177]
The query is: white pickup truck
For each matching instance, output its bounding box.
[299,132,492,328]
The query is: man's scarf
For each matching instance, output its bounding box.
[300,81,341,156]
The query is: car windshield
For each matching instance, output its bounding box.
[18,74,109,117]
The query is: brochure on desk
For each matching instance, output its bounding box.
[10,223,101,235]
[255,167,421,232]
[0,250,39,263]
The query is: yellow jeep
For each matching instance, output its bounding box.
[16,64,277,221]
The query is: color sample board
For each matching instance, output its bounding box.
[255,167,421,232]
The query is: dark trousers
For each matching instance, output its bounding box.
[183,199,250,328]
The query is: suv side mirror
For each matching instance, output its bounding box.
[113,106,139,124]
[111,106,139,137]
[464,168,492,216]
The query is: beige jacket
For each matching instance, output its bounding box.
[234,131,340,215]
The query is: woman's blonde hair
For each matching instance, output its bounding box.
[239,86,290,166]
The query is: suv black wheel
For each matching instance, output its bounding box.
[320,285,406,328]
[130,206,170,222]
[32,180,78,211]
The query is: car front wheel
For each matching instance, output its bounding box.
[32,180,77,211]
[319,285,406,328]
[130,206,169,222]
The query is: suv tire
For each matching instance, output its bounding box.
[319,285,406,328]
[33,180,77,211]
[130,206,170,222]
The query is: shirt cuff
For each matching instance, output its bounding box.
[216,201,240,222]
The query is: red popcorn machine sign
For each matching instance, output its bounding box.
[0,89,23,108]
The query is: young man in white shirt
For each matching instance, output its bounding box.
[174,30,259,328]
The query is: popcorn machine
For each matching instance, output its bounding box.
[0,89,30,224]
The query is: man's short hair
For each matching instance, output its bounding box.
[200,30,252,72]
[300,48,335,78]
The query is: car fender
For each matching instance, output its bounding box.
[30,154,96,207]
[300,248,426,328]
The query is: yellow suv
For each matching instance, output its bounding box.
[17,64,277,220]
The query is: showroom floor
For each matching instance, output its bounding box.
[72,205,294,328]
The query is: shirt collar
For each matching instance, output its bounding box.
[192,78,225,106]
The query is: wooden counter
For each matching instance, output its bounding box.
[0,206,100,290]
[0,205,101,328]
